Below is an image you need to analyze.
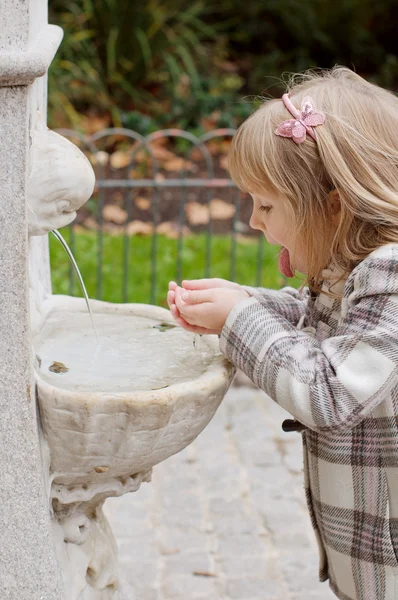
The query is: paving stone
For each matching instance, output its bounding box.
[218,534,269,557]
[105,386,336,600]
[220,553,280,578]
[225,576,282,599]
[162,573,220,599]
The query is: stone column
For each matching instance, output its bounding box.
[0,1,65,598]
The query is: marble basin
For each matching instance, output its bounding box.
[33,295,235,494]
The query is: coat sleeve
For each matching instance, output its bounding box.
[220,249,398,432]
[242,285,310,326]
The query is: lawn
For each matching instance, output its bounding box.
[49,228,302,307]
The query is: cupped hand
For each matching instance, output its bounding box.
[168,284,249,335]
[167,282,214,333]
[167,279,249,334]
[181,278,242,291]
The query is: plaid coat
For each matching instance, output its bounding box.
[220,244,398,600]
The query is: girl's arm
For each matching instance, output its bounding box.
[173,278,310,327]
[220,247,398,433]
[242,285,310,327]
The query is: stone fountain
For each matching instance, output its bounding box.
[0,3,235,599]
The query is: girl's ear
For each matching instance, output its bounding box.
[328,189,341,224]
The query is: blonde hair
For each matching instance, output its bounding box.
[228,67,398,295]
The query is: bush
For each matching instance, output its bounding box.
[48,0,225,128]
[48,0,398,130]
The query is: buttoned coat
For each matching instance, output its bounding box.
[220,244,398,600]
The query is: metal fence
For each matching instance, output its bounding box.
[55,127,268,305]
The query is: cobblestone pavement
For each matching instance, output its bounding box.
[105,382,336,600]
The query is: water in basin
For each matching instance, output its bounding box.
[35,310,216,393]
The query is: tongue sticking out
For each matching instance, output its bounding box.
[278,247,294,278]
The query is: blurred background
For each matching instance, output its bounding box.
[47,0,398,305]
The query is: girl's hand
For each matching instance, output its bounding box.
[167,279,249,334]
[180,278,243,292]
[172,285,250,335]
[167,282,199,332]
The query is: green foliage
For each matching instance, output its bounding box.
[48,0,397,130]
[49,230,296,305]
[48,0,224,128]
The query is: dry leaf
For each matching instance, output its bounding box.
[207,141,221,155]
[159,547,180,556]
[126,220,154,236]
[94,151,109,166]
[110,150,131,169]
[94,466,109,473]
[82,216,98,230]
[210,198,236,220]
[164,157,192,172]
[49,361,69,373]
[103,204,128,225]
[190,147,204,162]
[157,221,191,239]
[155,173,165,182]
[185,202,209,225]
[135,196,151,211]
[149,145,175,161]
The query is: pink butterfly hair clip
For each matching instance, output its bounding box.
[275,94,325,144]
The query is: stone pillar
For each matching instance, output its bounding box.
[0,1,65,598]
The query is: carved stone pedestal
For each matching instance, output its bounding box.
[52,470,151,599]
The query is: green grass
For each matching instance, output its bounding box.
[50,229,302,306]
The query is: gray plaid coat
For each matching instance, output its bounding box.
[220,244,398,600]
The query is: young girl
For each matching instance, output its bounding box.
[167,67,398,600]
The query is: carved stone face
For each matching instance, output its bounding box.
[27,129,96,236]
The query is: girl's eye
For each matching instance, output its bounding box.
[259,205,272,213]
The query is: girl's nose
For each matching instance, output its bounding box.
[249,211,262,232]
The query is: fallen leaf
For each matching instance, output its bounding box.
[210,198,236,220]
[93,151,109,166]
[49,361,69,374]
[157,221,191,239]
[126,220,154,236]
[164,157,193,172]
[207,140,221,155]
[132,149,149,163]
[190,147,204,162]
[135,196,151,211]
[149,144,176,161]
[159,547,180,556]
[110,150,131,169]
[185,202,209,225]
[103,204,128,224]
[82,216,98,230]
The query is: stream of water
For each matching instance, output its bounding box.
[51,229,99,342]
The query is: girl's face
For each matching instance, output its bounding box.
[249,191,306,275]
